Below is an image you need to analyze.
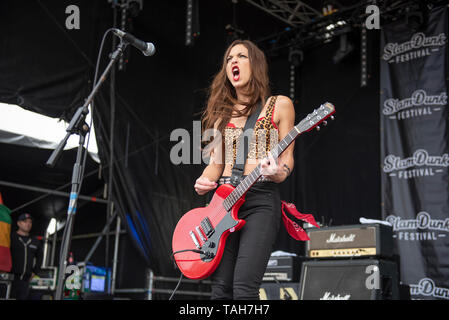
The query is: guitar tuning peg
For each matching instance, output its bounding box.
[323,121,328,126]
[316,126,321,131]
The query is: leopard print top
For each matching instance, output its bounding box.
[224,96,279,166]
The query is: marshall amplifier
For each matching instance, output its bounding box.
[263,255,300,282]
[306,224,393,258]
[299,259,399,300]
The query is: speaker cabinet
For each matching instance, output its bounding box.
[299,259,399,300]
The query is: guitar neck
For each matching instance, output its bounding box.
[223,126,300,211]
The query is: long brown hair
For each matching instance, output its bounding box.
[201,39,271,139]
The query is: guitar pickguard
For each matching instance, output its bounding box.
[199,212,239,262]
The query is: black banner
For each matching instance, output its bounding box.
[380,7,449,299]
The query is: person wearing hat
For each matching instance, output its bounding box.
[10,213,43,300]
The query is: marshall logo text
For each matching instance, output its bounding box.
[326,233,356,243]
[320,292,351,300]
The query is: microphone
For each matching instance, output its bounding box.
[112,28,156,56]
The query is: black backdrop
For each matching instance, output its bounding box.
[0,0,382,289]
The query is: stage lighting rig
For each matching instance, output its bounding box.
[288,47,303,67]
[405,1,428,32]
[360,27,368,87]
[288,47,303,101]
[109,0,143,14]
[225,24,247,45]
[254,0,432,63]
[186,0,200,47]
[127,0,143,18]
[245,0,321,27]
[108,0,144,70]
[325,20,347,31]
[322,1,341,16]
[224,0,247,45]
[332,33,354,64]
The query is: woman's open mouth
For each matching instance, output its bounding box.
[232,66,240,81]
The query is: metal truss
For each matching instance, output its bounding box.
[252,0,428,55]
[245,0,322,27]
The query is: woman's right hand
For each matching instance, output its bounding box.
[194,176,218,195]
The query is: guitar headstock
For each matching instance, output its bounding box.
[295,102,336,133]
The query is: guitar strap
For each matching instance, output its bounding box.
[229,99,264,187]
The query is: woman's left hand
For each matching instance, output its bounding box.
[260,153,286,183]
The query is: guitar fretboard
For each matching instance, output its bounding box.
[223,126,300,211]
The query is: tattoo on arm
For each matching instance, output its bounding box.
[283,164,291,176]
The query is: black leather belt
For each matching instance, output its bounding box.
[218,175,273,186]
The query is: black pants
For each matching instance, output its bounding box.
[210,181,281,300]
[11,278,30,300]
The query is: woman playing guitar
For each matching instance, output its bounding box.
[195,39,296,300]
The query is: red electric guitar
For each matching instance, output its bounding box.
[172,102,336,279]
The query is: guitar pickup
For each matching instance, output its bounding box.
[189,231,201,249]
[201,217,214,237]
[195,226,207,242]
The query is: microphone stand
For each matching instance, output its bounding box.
[49,39,128,300]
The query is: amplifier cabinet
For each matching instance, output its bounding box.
[263,255,300,282]
[306,224,393,258]
[299,259,399,300]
